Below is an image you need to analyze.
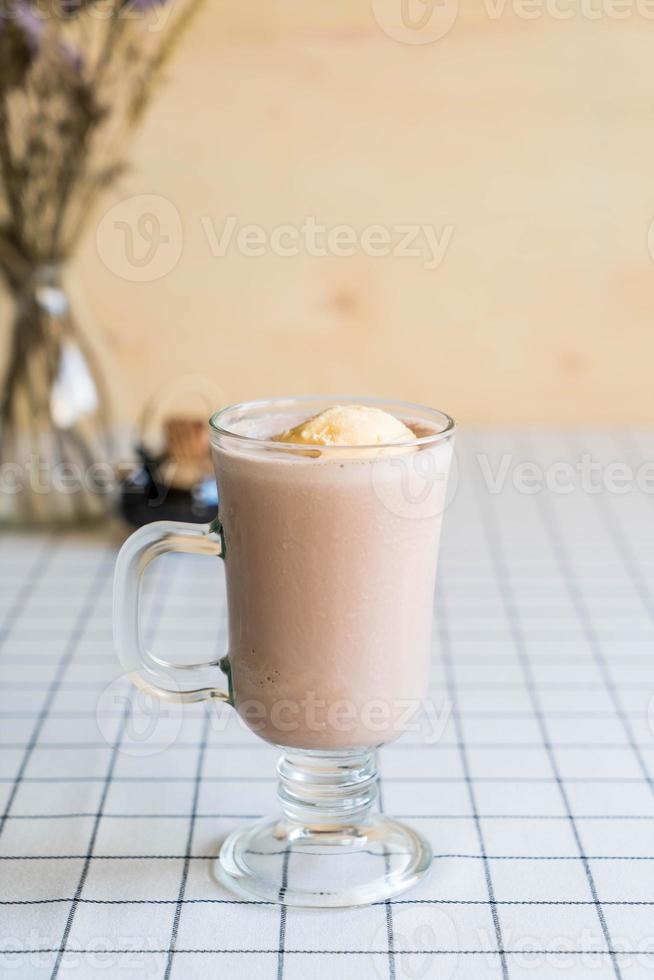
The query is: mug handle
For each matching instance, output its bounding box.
[113,518,232,704]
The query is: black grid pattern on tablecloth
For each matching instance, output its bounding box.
[2,433,654,979]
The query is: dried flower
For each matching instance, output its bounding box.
[0,0,205,266]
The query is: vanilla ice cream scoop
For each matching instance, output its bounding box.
[273,404,414,447]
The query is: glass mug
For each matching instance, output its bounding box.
[113,396,456,907]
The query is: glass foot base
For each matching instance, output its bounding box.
[215,814,432,908]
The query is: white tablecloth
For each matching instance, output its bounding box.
[1,432,654,979]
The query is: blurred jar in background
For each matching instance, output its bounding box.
[118,374,224,528]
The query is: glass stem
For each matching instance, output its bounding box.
[276,748,379,833]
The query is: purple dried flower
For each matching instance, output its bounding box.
[0,1,84,72]
[14,3,45,54]
[0,2,45,54]
[0,2,40,83]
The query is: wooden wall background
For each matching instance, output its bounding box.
[76,0,654,425]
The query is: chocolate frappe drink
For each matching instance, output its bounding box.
[211,400,454,749]
[114,397,455,906]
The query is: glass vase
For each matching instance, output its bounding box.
[0,263,115,526]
